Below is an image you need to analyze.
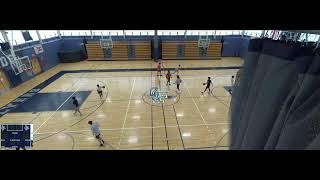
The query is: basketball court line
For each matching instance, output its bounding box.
[172,104,185,149]
[184,83,210,128]
[1,62,233,149]
[185,145,230,150]
[150,61,154,150]
[33,73,87,133]
[161,103,170,150]
[63,74,235,79]
[117,78,136,149]
[34,85,82,133]
[61,66,242,74]
[0,69,234,112]
[184,82,221,142]
[33,122,230,135]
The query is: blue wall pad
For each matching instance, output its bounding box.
[177,44,185,58]
[127,44,135,59]
[9,91,91,113]
[104,48,112,59]
[199,47,207,59]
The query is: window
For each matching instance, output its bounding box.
[5,30,25,45]
[91,30,125,36]
[28,31,39,41]
[72,30,91,36]
[124,30,141,36]
[0,33,4,42]
[60,30,76,36]
[245,30,263,37]
[0,30,40,46]
[39,30,58,39]
[123,30,154,36]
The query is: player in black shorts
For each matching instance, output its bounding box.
[201,77,213,94]
[96,84,105,99]
[72,96,82,116]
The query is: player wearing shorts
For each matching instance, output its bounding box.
[174,64,181,75]
[88,121,105,146]
[97,84,105,99]
[201,77,213,94]
[72,96,82,116]
[156,62,162,76]
[166,70,172,86]
[174,75,182,91]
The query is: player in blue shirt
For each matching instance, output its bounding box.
[88,121,105,146]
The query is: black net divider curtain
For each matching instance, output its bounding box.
[230,38,320,150]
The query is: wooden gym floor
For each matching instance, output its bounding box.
[0,57,243,150]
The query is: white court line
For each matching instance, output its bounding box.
[33,73,87,133]
[34,122,230,135]
[63,74,233,79]
[34,85,81,133]
[117,78,136,149]
[184,83,213,133]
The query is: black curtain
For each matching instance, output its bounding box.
[230,38,320,150]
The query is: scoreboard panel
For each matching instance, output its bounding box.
[1,124,33,149]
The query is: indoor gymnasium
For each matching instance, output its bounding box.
[0,30,319,150]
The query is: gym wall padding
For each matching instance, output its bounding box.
[230,39,320,150]
[58,50,86,63]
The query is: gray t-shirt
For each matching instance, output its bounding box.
[91,122,101,136]
[176,78,182,85]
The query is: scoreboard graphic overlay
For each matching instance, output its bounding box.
[1,124,33,149]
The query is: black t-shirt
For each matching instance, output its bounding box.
[73,99,79,107]
[207,79,212,86]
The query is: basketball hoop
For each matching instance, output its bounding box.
[198,36,210,48]
[100,38,113,49]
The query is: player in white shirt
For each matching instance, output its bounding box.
[174,75,182,91]
[88,121,105,146]
[96,84,105,99]
[173,64,181,75]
